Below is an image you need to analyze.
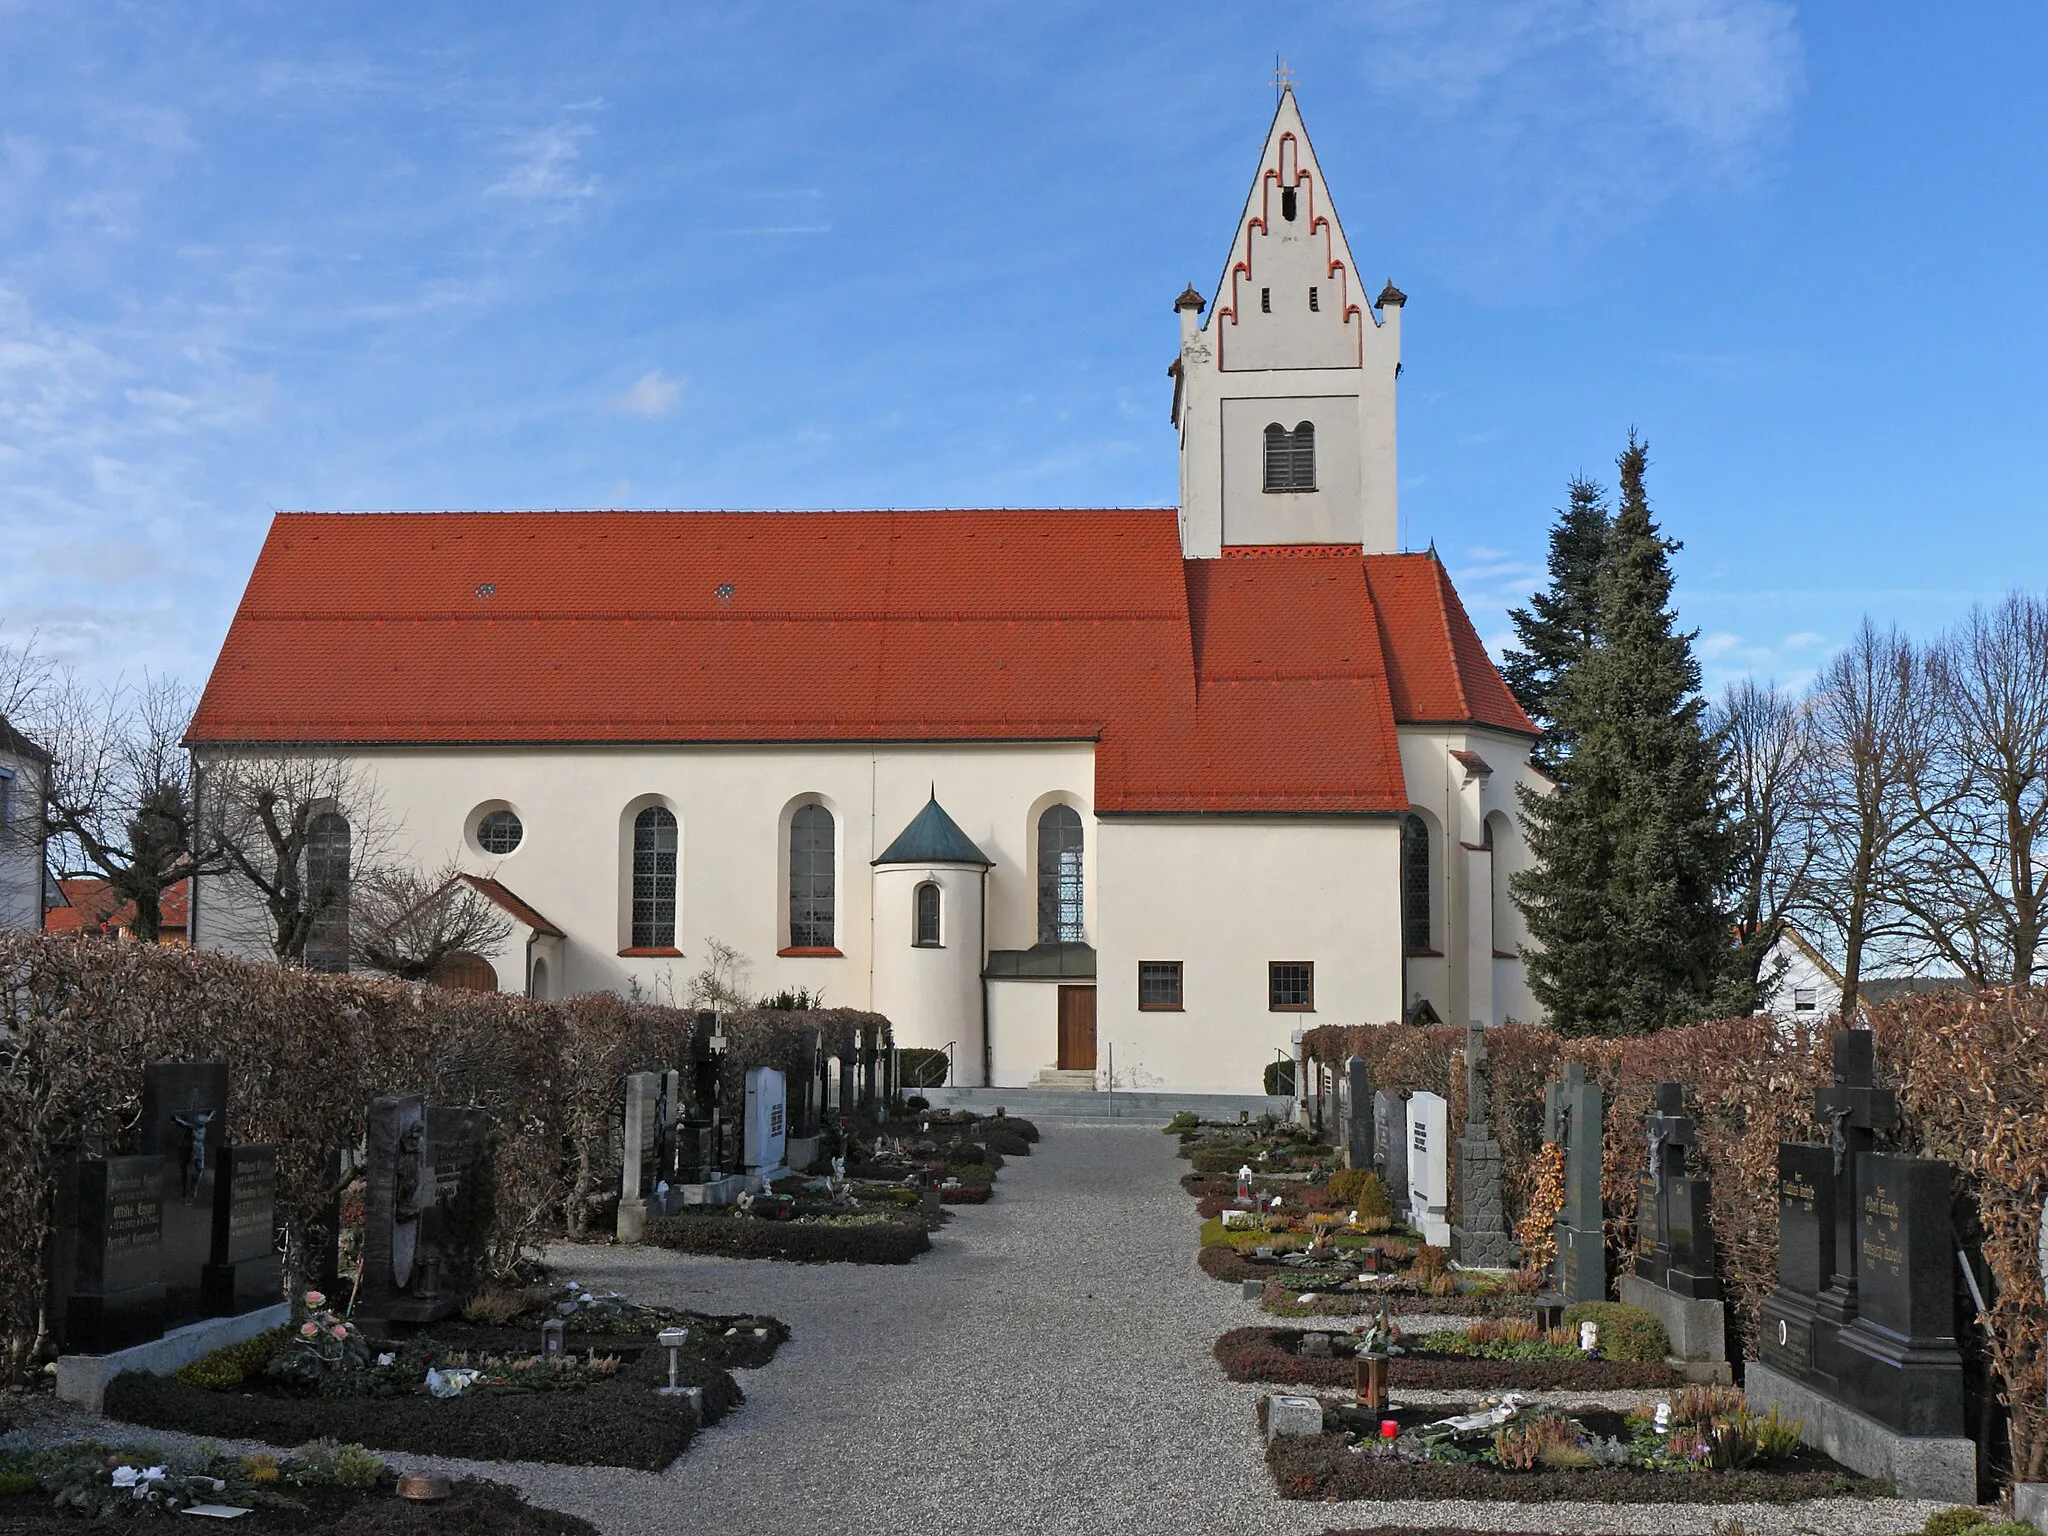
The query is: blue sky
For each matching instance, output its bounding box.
[2,2,2043,698]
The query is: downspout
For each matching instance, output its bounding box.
[525,929,537,999]
[979,863,991,1089]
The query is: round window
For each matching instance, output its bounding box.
[477,809,524,854]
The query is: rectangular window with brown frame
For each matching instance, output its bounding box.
[1268,960,1314,1012]
[1138,961,1183,1011]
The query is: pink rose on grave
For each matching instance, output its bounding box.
[331,1325,349,1341]
[301,1322,319,1337]
[304,1291,326,1308]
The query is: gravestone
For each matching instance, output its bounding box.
[617,1069,682,1241]
[1342,1057,1373,1170]
[421,1104,492,1298]
[744,1066,789,1180]
[1833,1154,1965,1437]
[1811,1028,1898,1390]
[54,1155,165,1353]
[1760,1141,1840,1381]
[676,1017,725,1182]
[1405,1091,1451,1247]
[202,1143,280,1316]
[1372,1089,1410,1215]
[1451,1026,1514,1268]
[140,1062,229,1327]
[1543,1062,1605,1304]
[1619,1082,1725,1372]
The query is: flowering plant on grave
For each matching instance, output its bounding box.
[266,1289,373,1388]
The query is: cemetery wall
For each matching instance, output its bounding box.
[1305,990,2048,1483]
[0,935,707,1374]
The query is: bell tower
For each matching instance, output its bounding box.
[1171,86,1403,557]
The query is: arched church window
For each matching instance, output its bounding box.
[1263,422,1316,493]
[1280,185,1297,222]
[789,803,836,948]
[1402,813,1432,953]
[304,811,351,973]
[1037,804,1084,944]
[913,882,942,948]
[631,806,677,949]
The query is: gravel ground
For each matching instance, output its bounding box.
[3,1124,1972,1535]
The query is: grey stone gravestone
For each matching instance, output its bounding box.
[202,1143,280,1316]
[618,1068,683,1241]
[1544,1062,1605,1305]
[1760,1141,1839,1382]
[54,1154,165,1353]
[358,1093,432,1322]
[1342,1057,1373,1171]
[1406,1091,1451,1246]
[140,1062,229,1328]
[1834,1153,1965,1437]
[744,1066,789,1179]
[1372,1089,1409,1214]
[1452,1026,1514,1267]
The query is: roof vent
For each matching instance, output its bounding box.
[715,583,735,603]
[474,583,496,597]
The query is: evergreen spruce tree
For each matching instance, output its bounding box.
[1501,475,1611,774]
[1511,434,1737,1035]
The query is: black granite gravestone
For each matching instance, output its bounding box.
[1544,1063,1605,1304]
[201,1143,280,1316]
[1635,1082,1719,1300]
[1343,1057,1373,1170]
[1812,1029,1898,1387]
[421,1105,491,1298]
[139,1062,229,1328]
[56,1155,165,1353]
[358,1093,427,1321]
[1834,1153,1965,1436]
[1759,1140,1838,1382]
[1372,1088,1409,1214]
[677,1018,725,1181]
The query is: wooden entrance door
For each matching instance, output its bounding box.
[1056,985,1097,1071]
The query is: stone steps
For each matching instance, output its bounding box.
[921,1085,1293,1125]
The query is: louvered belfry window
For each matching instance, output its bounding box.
[790,803,836,948]
[1262,421,1316,492]
[1036,804,1084,944]
[632,806,678,949]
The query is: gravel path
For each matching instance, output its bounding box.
[4,1123,1969,1534]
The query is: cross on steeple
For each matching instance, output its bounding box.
[1272,56,1296,102]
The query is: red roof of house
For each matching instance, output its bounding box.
[189,512,1534,814]
[45,877,190,936]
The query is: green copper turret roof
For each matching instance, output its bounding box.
[872,793,994,867]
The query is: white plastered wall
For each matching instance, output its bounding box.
[871,861,987,1084]
[1092,816,1404,1096]
[0,749,46,934]
[1394,725,1547,1028]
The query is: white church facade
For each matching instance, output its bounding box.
[186,90,1548,1095]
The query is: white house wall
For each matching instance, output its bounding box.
[0,749,46,934]
[1093,816,1403,1096]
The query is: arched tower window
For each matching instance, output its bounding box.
[631,806,678,949]
[1262,422,1316,492]
[1402,813,1432,953]
[1037,804,1084,944]
[913,882,942,948]
[789,803,836,948]
[304,811,351,973]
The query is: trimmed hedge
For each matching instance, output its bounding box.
[646,1212,931,1265]
[1562,1300,1668,1364]
[1266,1433,1885,1503]
[104,1340,729,1469]
[1214,1327,1677,1390]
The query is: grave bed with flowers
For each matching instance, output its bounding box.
[1214,1317,1680,1391]
[0,1438,596,1532]
[1261,1386,1885,1503]
[101,1286,781,1470]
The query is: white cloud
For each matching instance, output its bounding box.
[609,370,684,419]
[488,123,597,214]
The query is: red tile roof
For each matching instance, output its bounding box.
[45,877,190,936]
[189,512,1534,814]
[456,874,564,937]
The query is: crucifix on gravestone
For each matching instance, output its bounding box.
[1812,1029,1897,1358]
[1452,1026,1514,1268]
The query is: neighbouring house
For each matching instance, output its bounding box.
[0,717,52,935]
[44,877,192,945]
[184,88,1549,1095]
[1758,923,1971,1023]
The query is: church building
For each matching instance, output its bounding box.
[186,89,1546,1095]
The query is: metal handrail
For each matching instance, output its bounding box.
[906,1042,955,1090]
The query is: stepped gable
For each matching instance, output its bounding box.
[189,510,1528,812]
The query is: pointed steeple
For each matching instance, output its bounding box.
[872,792,994,868]
[1173,87,1404,559]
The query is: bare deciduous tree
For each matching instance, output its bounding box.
[1716,677,1818,1006]
[350,861,514,981]
[1802,620,1931,1013]
[200,753,391,967]
[685,938,752,1012]
[1892,592,2048,988]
